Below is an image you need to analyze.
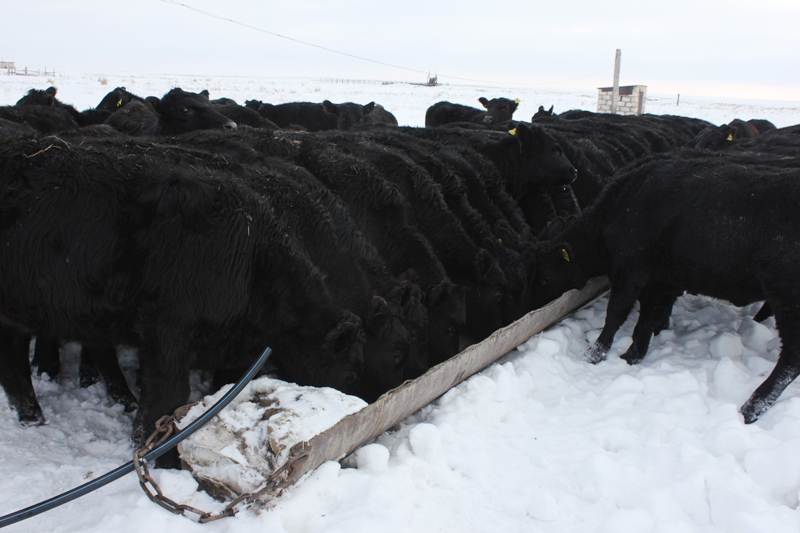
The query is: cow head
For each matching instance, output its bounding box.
[387,280,429,381]
[149,88,237,135]
[478,97,519,124]
[462,250,508,346]
[424,279,466,367]
[95,87,144,113]
[322,100,376,131]
[318,311,366,393]
[532,105,555,120]
[506,123,577,194]
[105,100,159,135]
[686,124,735,151]
[529,241,587,310]
[16,86,58,107]
[354,295,415,402]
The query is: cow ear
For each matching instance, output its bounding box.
[322,100,337,115]
[513,98,520,110]
[199,89,210,100]
[370,295,389,318]
[514,122,545,146]
[364,102,376,113]
[46,87,58,97]
[368,295,391,332]
[326,316,365,366]
[146,96,164,117]
[478,97,490,108]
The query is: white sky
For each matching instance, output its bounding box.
[2,0,799,101]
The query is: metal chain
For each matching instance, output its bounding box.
[132,403,303,523]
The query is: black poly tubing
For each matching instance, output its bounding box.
[0,346,272,529]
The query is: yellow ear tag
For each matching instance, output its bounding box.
[117,98,123,107]
[561,248,571,262]
[515,98,521,104]
[508,128,517,135]
[727,133,734,141]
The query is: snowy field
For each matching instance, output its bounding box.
[1,72,800,533]
[2,71,800,129]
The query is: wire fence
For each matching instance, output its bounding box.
[3,66,56,77]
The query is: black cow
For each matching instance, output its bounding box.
[244,100,338,131]
[227,156,418,402]
[535,147,800,423]
[214,103,279,129]
[0,133,365,465]
[425,97,519,127]
[306,131,510,350]
[322,101,398,130]
[358,129,536,328]
[199,90,238,106]
[0,105,79,133]
[199,91,278,129]
[147,88,237,134]
[104,100,159,135]
[79,87,148,125]
[361,104,399,127]
[532,105,555,120]
[688,118,777,151]
[103,89,239,136]
[14,86,122,127]
[403,122,578,201]
[278,135,466,364]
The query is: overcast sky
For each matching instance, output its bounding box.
[2,0,798,101]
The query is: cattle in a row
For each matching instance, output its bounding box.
[0,84,796,465]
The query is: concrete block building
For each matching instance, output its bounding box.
[597,85,647,115]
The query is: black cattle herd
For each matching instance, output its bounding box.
[0,86,798,466]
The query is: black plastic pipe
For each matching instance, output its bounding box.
[0,346,272,529]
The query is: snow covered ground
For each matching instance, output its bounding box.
[1,73,800,533]
[2,72,800,129]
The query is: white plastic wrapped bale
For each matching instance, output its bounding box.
[176,377,367,501]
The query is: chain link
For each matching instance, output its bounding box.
[132,403,305,523]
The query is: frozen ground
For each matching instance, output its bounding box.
[0,73,799,533]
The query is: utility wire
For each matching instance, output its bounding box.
[161,0,429,76]
[161,0,611,89]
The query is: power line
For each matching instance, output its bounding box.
[160,0,429,76]
[161,0,611,89]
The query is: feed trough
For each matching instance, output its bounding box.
[177,277,609,504]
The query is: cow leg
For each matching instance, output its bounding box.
[587,269,647,364]
[32,335,61,378]
[0,324,45,425]
[740,301,800,423]
[82,342,138,412]
[133,332,192,469]
[621,286,681,365]
[79,345,101,388]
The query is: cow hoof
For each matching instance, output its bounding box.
[18,411,46,427]
[740,399,766,424]
[585,345,607,364]
[621,348,644,365]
